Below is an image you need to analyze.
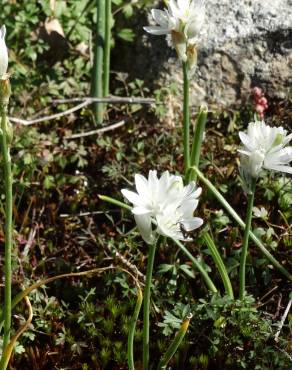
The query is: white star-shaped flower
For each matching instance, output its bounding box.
[144,0,205,64]
[239,121,292,178]
[121,170,203,243]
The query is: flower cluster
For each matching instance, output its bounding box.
[252,87,268,119]
[121,170,203,243]
[144,0,205,70]
[0,25,8,79]
[239,120,292,179]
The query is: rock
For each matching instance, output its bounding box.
[117,0,292,108]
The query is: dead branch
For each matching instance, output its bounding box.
[64,119,126,139]
[8,96,155,126]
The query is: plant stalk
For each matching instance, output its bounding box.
[103,0,111,97]
[183,62,190,175]
[91,0,105,124]
[0,103,13,359]
[142,241,157,370]
[190,166,292,281]
[203,232,233,298]
[173,239,218,293]
[157,314,192,370]
[128,287,143,370]
[239,180,256,299]
[188,106,208,182]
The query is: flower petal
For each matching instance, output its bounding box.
[135,174,149,197]
[181,217,203,231]
[151,9,169,28]
[132,206,151,215]
[143,26,169,35]
[121,189,144,207]
[134,214,154,244]
[239,131,254,151]
[264,164,292,174]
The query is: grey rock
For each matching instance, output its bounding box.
[120,0,292,107]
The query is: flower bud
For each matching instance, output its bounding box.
[0,78,11,105]
[186,43,198,72]
[255,104,265,114]
[171,30,187,62]
[258,97,268,108]
[0,25,8,78]
[3,116,13,144]
[252,87,262,99]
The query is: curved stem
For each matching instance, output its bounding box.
[203,232,233,298]
[183,62,190,176]
[128,287,143,370]
[239,180,256,299]
[157,314,192,370]
[190,166,292,281]
[0,105,13,358]
[142,241,157,370]
[173,239,218,293]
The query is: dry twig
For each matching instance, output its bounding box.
[275,298,292,342]
[64,119,126,139]
[9,96,155,126]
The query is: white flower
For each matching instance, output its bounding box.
[121,170,203,243]
[0,25,8,78]
[238,121,292,178]
[144,0,205,64]
[252,206,268,220]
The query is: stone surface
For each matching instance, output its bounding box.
[118,0,292,108]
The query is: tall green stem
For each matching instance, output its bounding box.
[188,106,208,182]
[103,0,111,97]
[203,232,233,298]
[91,0,105,124]
[128,287,143,370]
[142,241,156,370]
[182,62,190,175]
[190,166,292,281]
[0,102,13,355]
[173,239,218,293]
[239,180,256,299]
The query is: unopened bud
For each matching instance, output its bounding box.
[252,87,262,99]
[186,43,198,72]
[171,30,187,62]
[0,77,11,105]
[3,116,13,144]
[255,104,264,114]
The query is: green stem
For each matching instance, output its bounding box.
[142,241,157,370]
[191,166,292,281]
[98,194,132,211]
[183,62,190,176]
[0,106,13,356]
[128,287,143,370]
[202,232,233,298]
[91,0,105,124]
[239,180,256,299]
[188,106,208,182]
[173,239,217,293]
[157,314,192,370]
[99,195,218,293]
[103,0,111,97]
